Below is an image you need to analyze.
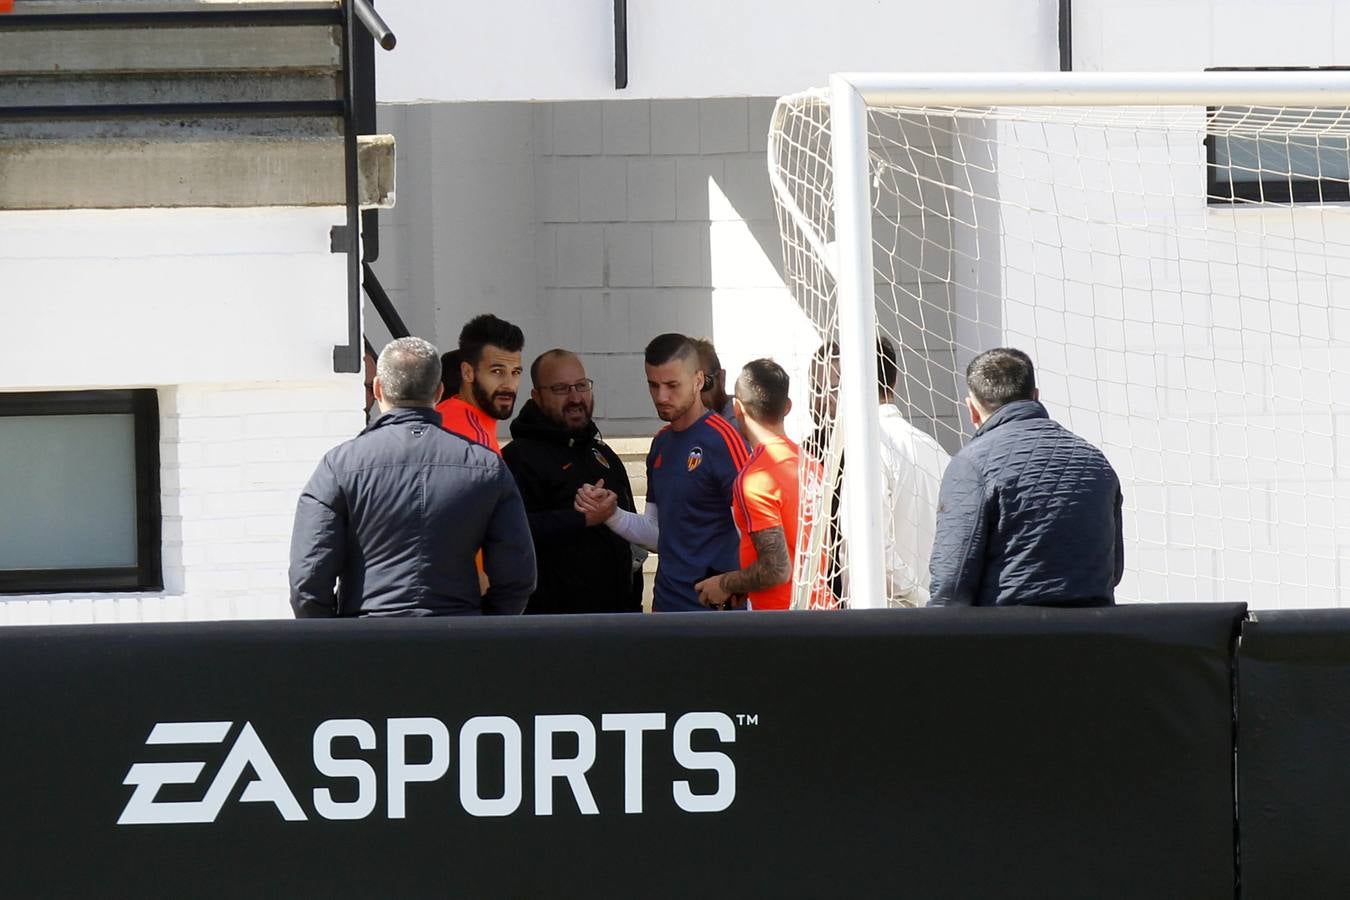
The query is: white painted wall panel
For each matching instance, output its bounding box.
[1075,0,1350,71]
[376,0,1056,103]
[1,206,362,624]
[1,207,350,389]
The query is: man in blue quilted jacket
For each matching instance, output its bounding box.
[928,348,1123,607]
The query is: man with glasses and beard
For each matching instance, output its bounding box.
[502,350,643,614]
[435,314,524,454]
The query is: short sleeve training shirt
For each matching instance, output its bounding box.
[646,411,748,611]
[731,436,801,611]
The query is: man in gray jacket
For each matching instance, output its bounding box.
[928,348,1123,608]
[289,337,535,617]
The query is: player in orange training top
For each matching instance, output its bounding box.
[435,314,524,454]
[694,358,802,611]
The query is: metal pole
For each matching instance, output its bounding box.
[332,0,363,374]
[1058,0,1072,72]
[614,0,628,90]
[353,0,396,50]
[842,70,1350,108]
[362,262,410,338]
[828,74,887,610]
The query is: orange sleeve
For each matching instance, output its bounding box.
[435,400,461,433]
[734,468,783,534]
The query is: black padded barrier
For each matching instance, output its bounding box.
[1238,609,1350,899]
[0,604,1244,898]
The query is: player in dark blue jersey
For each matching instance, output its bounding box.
[576,333,748,611]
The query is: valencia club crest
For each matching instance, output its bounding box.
[592,447,611,469]
[687,447,704,472]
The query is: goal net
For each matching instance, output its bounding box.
[770,73,1350,610]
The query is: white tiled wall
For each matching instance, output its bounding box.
[372,97,809,438]
[985,111,1350,608]
[0,381,363,625]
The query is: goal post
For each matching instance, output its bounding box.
[771,70,1350,610]
[828,74,889,611]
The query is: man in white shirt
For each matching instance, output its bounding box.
[874,338,950,606]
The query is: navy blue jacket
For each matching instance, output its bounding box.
[928,400,1123,607]
[289,406,535,617]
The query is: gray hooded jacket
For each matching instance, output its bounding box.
[289,406,535,617]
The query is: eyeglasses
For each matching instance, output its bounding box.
[544,379,594,396]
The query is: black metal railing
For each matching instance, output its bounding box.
[613,0,628,90]
[1058,0,1072,72]
[334,0,399,372]
[0,0,404,373]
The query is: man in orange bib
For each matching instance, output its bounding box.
[694,358,802,611]
[435,314,524,454]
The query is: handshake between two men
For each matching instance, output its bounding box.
[574,480,745,610]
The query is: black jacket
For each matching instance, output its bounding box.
[928,400,1123,607]
[289,406,535,617]
[503,400,641,613]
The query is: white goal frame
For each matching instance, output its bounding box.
[822,70,1350,609]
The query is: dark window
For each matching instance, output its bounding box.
[0,390,161,594]
[1207,66,1350,204]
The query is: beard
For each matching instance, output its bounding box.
[472,380,517,421]
[551,396,593,429]
[656,396,694,423]
[565,396,592,420]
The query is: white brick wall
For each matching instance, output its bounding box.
[374,97,809,438]
[0,380,363,626]
[974,107,1350,608]
[532,97,807,436]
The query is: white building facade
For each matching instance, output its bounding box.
[7,0,1350,622]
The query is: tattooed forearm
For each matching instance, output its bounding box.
[721,527,791,594]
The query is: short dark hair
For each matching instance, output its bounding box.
[876,336,898,395]
[735,358,790,424]
[529,348,576,388]
[458,314,524,366]
[644,333,698,368]
[440,350,463,395]
[966,347,1036,411]
[377,337,442,406]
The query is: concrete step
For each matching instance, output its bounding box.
[605,436,651,461]
[0,0,394,211]
[604,435,651,503]
[0,19,342,77]
[0,132,394,210]
[14,1,338,11]
[0,72,341,107]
